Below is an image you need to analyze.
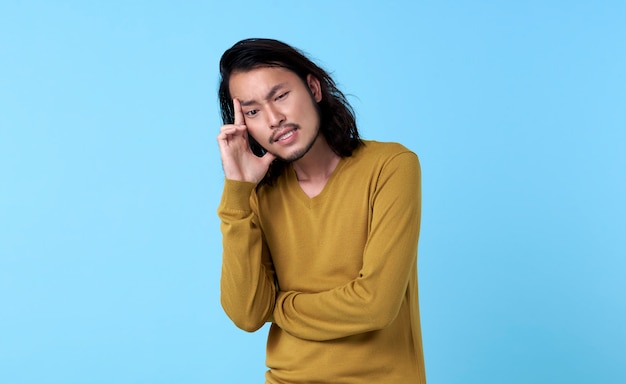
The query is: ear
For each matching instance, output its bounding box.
[306,74,322,103]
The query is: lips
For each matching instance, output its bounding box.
[270,124,299,144]
[275,130,294,141]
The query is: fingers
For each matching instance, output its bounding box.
[218,124,247,141]
[233,98,245,126]
[218,124,246,137]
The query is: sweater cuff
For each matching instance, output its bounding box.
[219,179,257,212]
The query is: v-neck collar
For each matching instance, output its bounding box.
[287,156,349,208]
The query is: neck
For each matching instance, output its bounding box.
[292,135,340,183]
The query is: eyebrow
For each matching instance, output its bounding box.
[239,83,287,107]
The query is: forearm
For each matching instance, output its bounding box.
[273,230,418,341]
[273,153,421,341]
[218,180,276,332]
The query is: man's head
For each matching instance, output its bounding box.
[218,38,361,166]
[228,66,323,163]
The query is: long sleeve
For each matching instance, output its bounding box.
[272,152,421,341]
[218,179,276,332]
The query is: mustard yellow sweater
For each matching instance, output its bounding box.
[218,141,425,383]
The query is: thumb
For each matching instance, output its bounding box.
[261,151,277,167]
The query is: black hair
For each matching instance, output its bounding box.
[218,38,362,185]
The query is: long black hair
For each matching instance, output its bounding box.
[218,38,362,185]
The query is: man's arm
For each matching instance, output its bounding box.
[217,98,277,332]
[272,152,421,341]
[218,180,276,332]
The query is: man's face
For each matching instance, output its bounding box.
[229,66,322,162]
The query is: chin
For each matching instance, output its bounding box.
[276,131,319,163]
[273,147,308,163]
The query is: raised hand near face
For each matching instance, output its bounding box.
[217,98,277,184]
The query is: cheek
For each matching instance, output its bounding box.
[302,103,320,126]
[245,124,265,143]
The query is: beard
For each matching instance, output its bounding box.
[267,125,320,163]
[278,137,317,162]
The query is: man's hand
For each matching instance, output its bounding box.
[217,98,276,183]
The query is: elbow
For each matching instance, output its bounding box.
[220,296,267,332]
[368,311,397,331]
[365,298,402,331]
[349,284,403,331]
[232,315,265,333]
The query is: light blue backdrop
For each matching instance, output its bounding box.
[1,1,624,383]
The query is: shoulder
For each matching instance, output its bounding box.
[336,141,421,191]
[351,140,419,169]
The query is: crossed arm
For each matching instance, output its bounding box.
[218,153,421,341]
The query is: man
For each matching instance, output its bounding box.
[216,38,425,383]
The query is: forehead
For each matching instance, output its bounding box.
[228,66,302,99]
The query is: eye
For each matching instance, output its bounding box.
[245,109,259,117]
[275,92,289,101]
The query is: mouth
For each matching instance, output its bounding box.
[270,124,299,144]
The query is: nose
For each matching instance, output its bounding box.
[266,104,285,129]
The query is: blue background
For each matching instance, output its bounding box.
[1,1,624,383]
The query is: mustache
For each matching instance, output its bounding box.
[269,123,300,144]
